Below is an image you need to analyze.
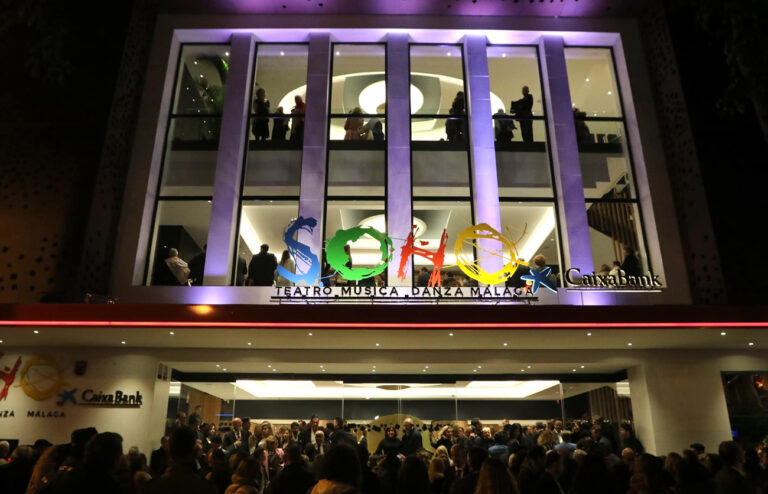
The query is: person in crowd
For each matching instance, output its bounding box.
[44,432,125,494]
[225,455,267,494]
[400,418,423,456]
[432,426,453,452]
[714,440,756,494]
[398,455,430,494]
[450,446,487,494]
[248,244,278,286]
[257,421,274,448]
[276,426,293,449]
[150,435,170,478]
[272,106,290,141]
[517,446,547,494]
[144,427,216,493]
[446,92,466,142]
[474,457,516,494]
[598,263,611,277]
[374,453,402,494]
[573,107,591,143]
[270,444,317,494]
[416,267,431,287]
[494,108,515,142]
[528,254,557,289]
[568,451,616,494]
[622,245,643,277]
[315,430,331,456]
[24,443,69,494]
[299,415,324,448]
[274,250,295,287]
[450,444,466,477]
[127,446,153,488]
[252,88,271,141]
[0,440,9,466]
[223,418,252,457]
[265,436,283,479]
[590,425,613,457]
[311,444,362,494]
[345,107,366,140]
[537,430,559,452]
[619,423,645,454]
[189,413,204,441]
[609,260,622,278]
[165,248,191,285]
[510,86,534,143]
[676,450,715,494]
[553,430,577,454]
[428,457,448,494]
[358,426,368,452]
[690,442,706,461]
[236,253,249,286]
[205,449,233,494]
[375,426,403,457]
[487,432,509,462]
[188,245,206,286]
[291,95,306,143]
[200,423,215,452]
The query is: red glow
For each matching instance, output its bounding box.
[0,320,766,329]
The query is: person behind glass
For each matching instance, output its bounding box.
[417,267,431,287]
[375,425,403,456]
[344,107,366,140]
[223,418,251,457]
[291,95,306,143]
[447,91,466,142]
[165,248,191,285]
[573,107,592,143]
[272,106,289,141]
[248,244,277,286]
[274,250,295,287]
[252,88,270,141]
[510,85,534,143]
[400,417,423,456]
[621,245,643,277]
[494,108,515,142]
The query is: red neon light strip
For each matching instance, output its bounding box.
[0,320,766,329]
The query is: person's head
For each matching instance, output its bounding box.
[623,245,634,256]
[532,254,547,269]
[690,443,706,456]
[260,421,272,437]
[168,248,179,258]
[319,444,361,488]
[590,425,601,441]
[280,427,291,442]
[619,423,633,439]
[718,440,745,468]
[481,427,492,440]
[84,432,124,472]
[0,440,9,458]
[334,417,344,430]
[385,425,397,439]
[402,417,414,432]
[236,456,263,483]
[295,94,304,105]
[315,430,325,443]
[260,244,269,254]
[493,431,506,445]
[612,260,621,268]
[467,446,489,473]
[560,431,572,444]
[554,420,563,432]
[265,436,277,452]
[436,445,450,461]
[291,422,301,435]
[522,86,529,96]
[622,448,636,468]
[476,458,513,494]
[309,415,320,430]
[232,418,243,432]
[450,444,466,468]
[170,426,198,462]
[188,414,201,430]
[280,250,291,264]
[398,455,430,494]
[256,88,266,100]
[420,267,428,274]
[545,450,562,476]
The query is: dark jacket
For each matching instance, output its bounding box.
[142,461,217,494]
[248,252,278,286]
[400,428,423,456]
[223,429,252,456]
[298,427,325,448]
[511,93,533,117]
[268,462,317,494]
[375,437,403,457]
[450,471,479,494]
[150,447,170,478]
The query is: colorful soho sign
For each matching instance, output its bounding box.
[277,216,556,292]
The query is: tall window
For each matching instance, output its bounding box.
[324,44,387,286]
[409,45,473,286]
[565,47,649,275]
[233,44,308,285]
[145,44,230,286]
[488,45,562,284]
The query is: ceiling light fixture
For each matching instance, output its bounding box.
[169,331,175,335]
[308,332,313,336]
[721,332,727,336]
[449,332,454,336]
[749,342,755,346]
[121,341,126,344]
[280,51,285,56]
[587,332,592,336]
[585,77,590,82]
[33,330,39,334]
[375,343,380,347]
[503,342,508,347]
[627,342,633,346]
[247,342,252,346]
[580,365,585,368]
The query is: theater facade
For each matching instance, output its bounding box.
[1,1,767,458]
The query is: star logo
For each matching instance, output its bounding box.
[56,388,77,406]
[521,267,557,294]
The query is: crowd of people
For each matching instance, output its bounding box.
[251,89,306,143]
[3,411,767,494]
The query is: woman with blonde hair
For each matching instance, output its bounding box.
[428,456,448,494]
[225,455,267,494]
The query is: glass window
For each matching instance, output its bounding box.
[499,202,561,286]
[146,44,229,285]
[324,200,387,286]
[147,200,211,286]
[410,45,467,142]
[586,201,649,276]
[411,200,474,287]
[330,44,386,116]
[565,48,622,118]
[243,44,308,196]
[235,200,299,286]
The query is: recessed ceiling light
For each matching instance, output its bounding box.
[247,342,252,346]
[477,366,482,369]
[222,368,227,371]
[267,364,272,368]
[473,369,477,373]
[580,365,585,368]
[216,364,220,367]
[322,369,326,372]
[121,341,126,344]
[587,332,592,336]
[335,51,340,56]
[374,415,380,420]
[572,369,577,372]
[527,365,531,369]
[607,91,612,95]
[521,369,525,372]
[308,332,313,336]
[503,342,508,347]
[372,369,376,373]
[502,53,507,57]
[200,74,203,78]
[422,369,426,372]
[749,342,755,346]
[425,365,429,369]
[280,51,285,56]
[33,330,39,334]
[0,340,3,344]
[721,332,727,336]
[272,368,277,371]
[627,342,633,346]
[169,331,175,335]
[373,365,376,369]
[585,77,590,82]
[449,332,454,336]
[194,61,198,65]
[225,52,229,56]
[320,365,324,368]
[375,343,380,347]
[446,52,451,56]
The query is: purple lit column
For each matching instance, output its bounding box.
[202,33,255,285]
[297,33,331,272]
[463,35,503,283]
[540,36,594,275]
[386,34,412,286]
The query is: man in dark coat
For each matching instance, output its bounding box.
[222,417,251,457]
[511,85,534,143]
[269,444,316,494]
[400,418,423,456]
[248,244,278,286]
[150,435,170,478]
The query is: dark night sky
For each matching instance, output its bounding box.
[2,2,765,304]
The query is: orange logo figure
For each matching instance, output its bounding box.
[0,353,22,401]
[18,355,68,401]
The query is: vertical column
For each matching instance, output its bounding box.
[203,33,255,285]
[540,36,593,275]
[297,33,332,268]
[386,34,412,286]
[463,35,503,282]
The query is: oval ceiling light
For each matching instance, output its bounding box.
[358,80,424,114]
